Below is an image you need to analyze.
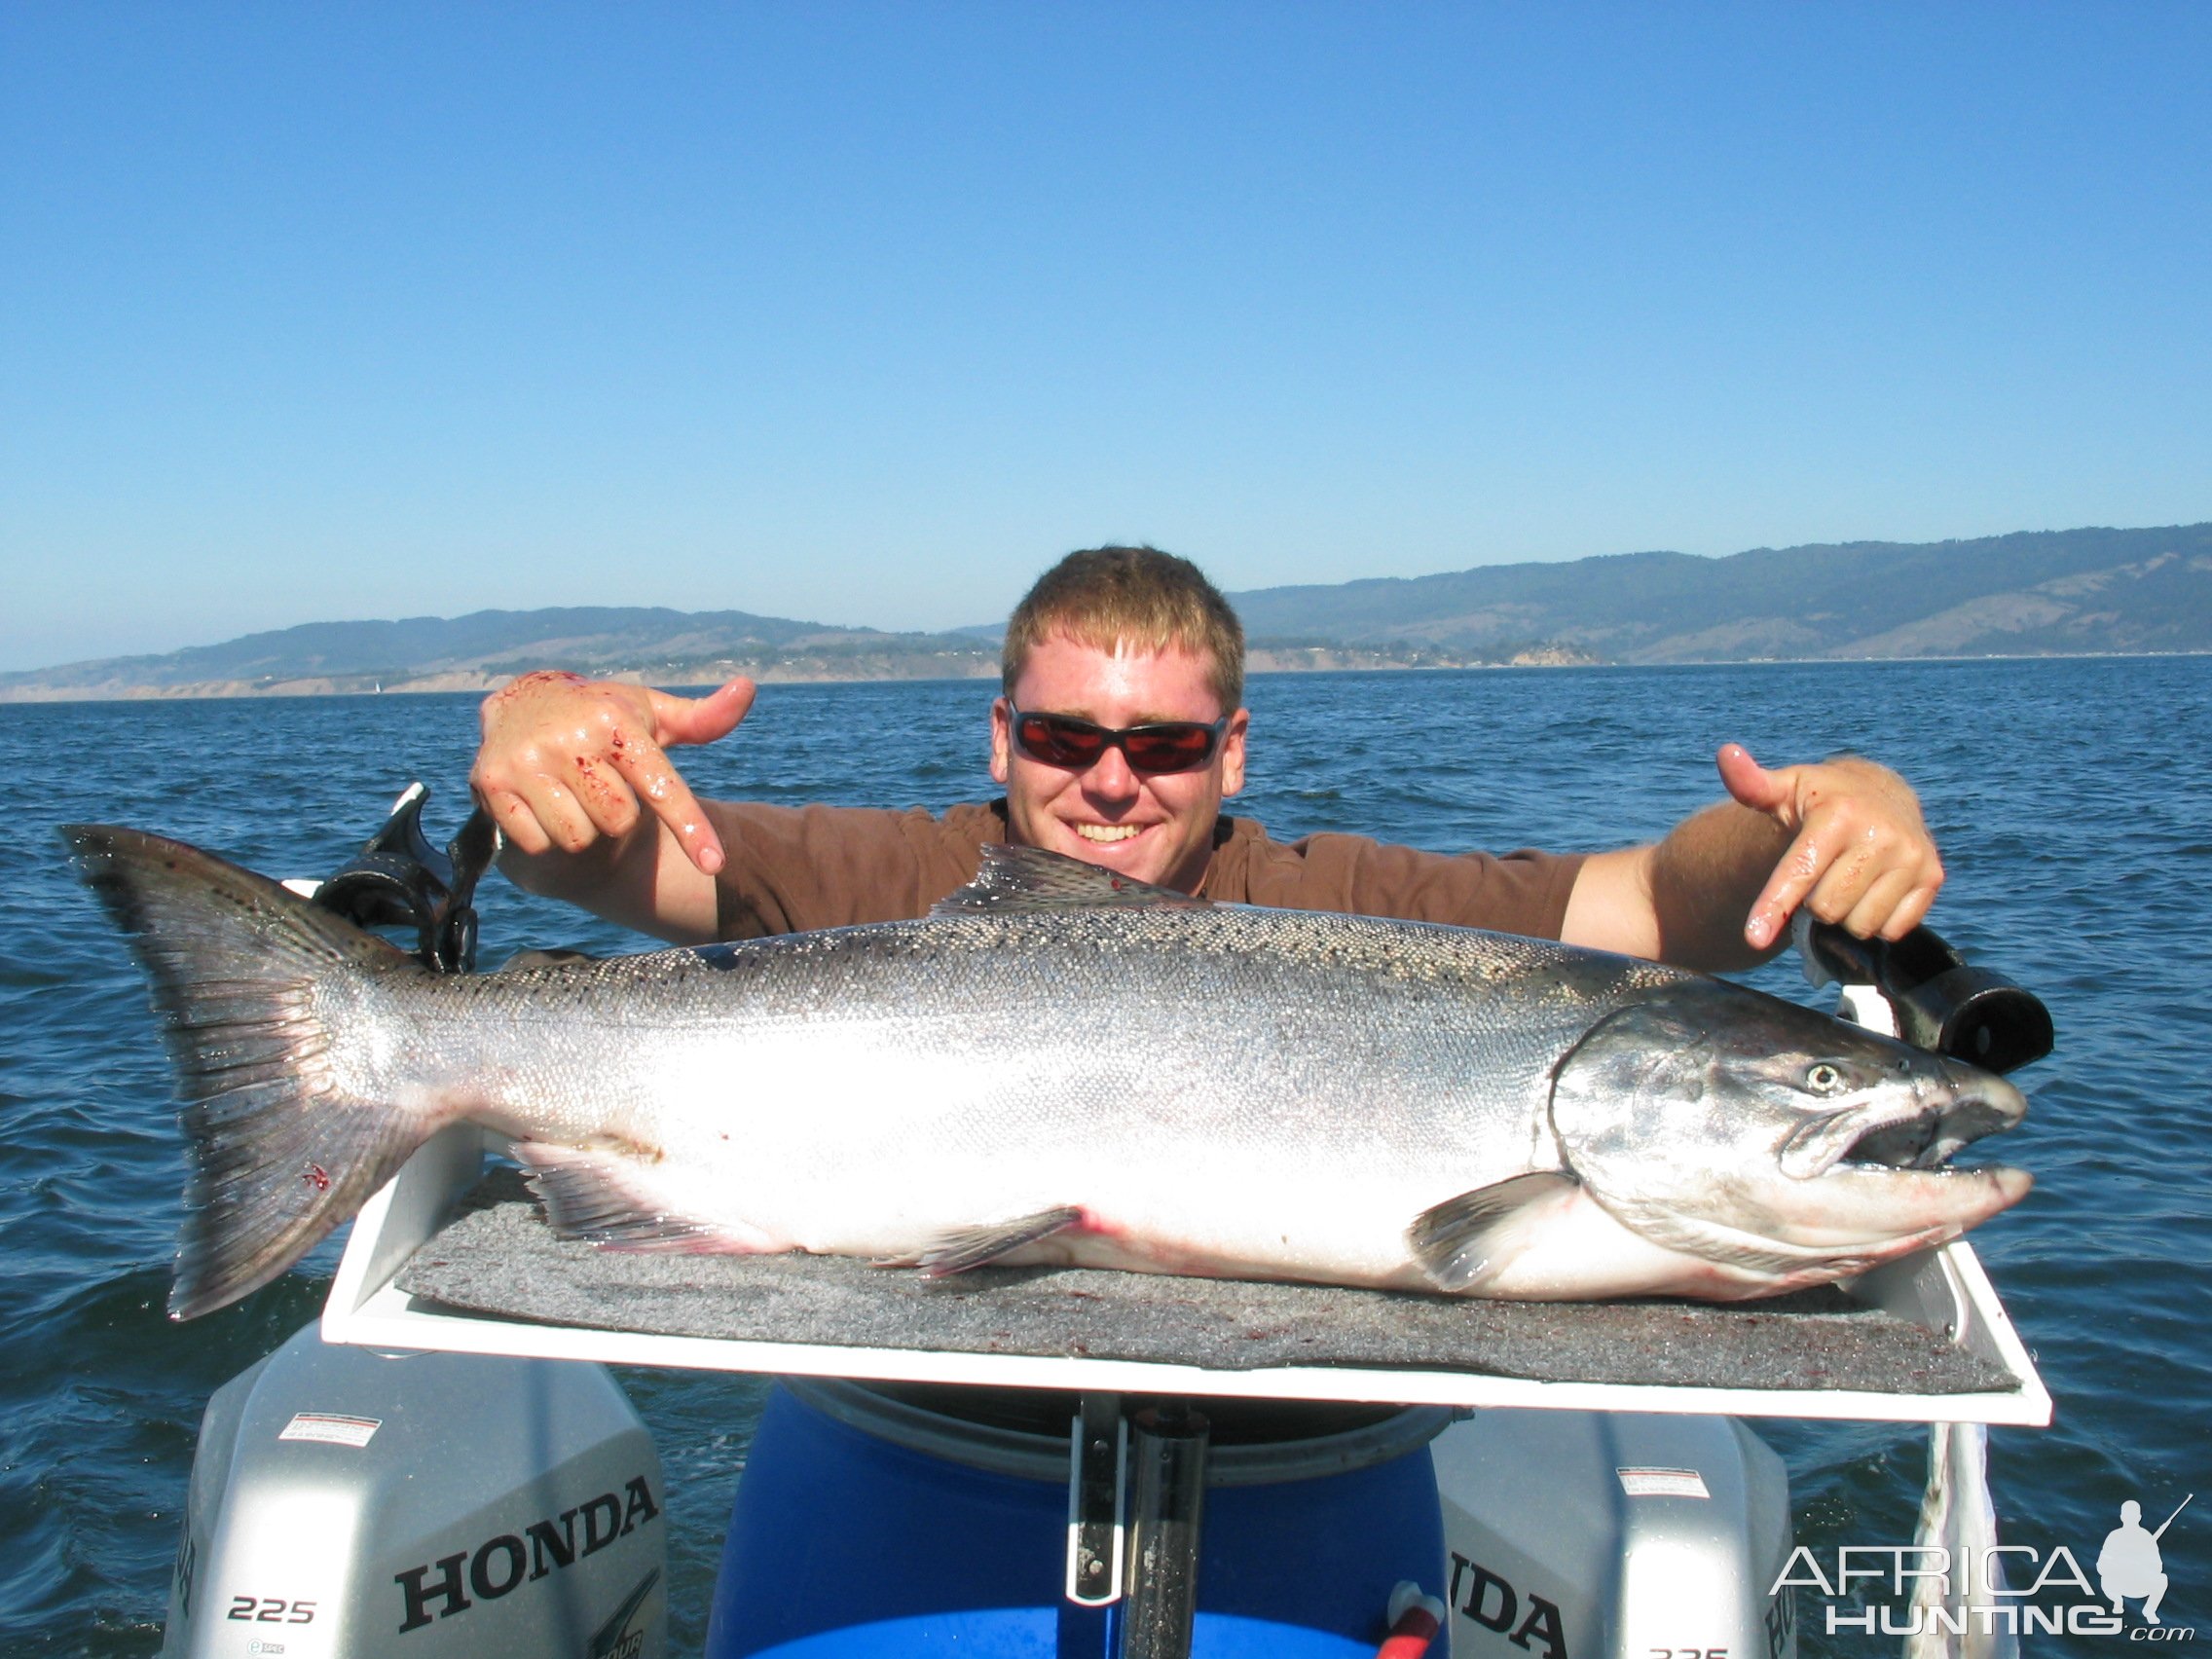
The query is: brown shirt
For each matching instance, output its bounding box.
[707,798,1585,942]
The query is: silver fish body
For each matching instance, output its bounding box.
[65,825,2031,1319]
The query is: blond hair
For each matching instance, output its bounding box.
[1001,546,1245,709]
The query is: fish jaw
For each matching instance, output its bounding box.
[1762,1162,2033,1248]
[1759,1061,2033,1247]
[1776,1063,2027,1182]
[1550,984,2034,1295]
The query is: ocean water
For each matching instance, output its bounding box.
[1,657,2206,1655]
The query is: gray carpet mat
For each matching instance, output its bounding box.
[394,1169,2014,1396]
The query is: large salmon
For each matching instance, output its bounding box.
[64,825,2030,1319]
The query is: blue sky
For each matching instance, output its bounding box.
[3,3,2206,672]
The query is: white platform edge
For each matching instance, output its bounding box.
[321,1124,2052,1427]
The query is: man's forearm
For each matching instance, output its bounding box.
[1643,798,1794,972]
[497,830,631,903]
[1564,749,1942,973]
[1563,805,1789,972]
[495,817,719,944]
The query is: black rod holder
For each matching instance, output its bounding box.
[1120,1402,1210,1659]
[309,785,498,973]
[1796,915,2054,1074]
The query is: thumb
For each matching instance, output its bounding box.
[1715,742,1791,816]
[648,678,756,748]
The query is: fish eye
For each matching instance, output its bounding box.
[1806,1062,1845,1094]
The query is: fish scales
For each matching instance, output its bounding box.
[366,908,1624,1168]
[62,824,2033,1317]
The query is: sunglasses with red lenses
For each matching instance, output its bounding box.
[1005,704,1230,775]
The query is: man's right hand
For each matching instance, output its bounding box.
[469,673,755,939]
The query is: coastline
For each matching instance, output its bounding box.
[2,647,2205,705]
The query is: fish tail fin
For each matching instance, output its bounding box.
[63,824,434,1319]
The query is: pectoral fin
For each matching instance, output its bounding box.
[1409,1173,1583,1292]
[915,1205,1085,1277]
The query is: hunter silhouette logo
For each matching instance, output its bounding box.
[2099,1494,2189,1627]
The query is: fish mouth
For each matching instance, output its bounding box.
[1779,1070,2029,1181]
[1751,1071,2034,1252]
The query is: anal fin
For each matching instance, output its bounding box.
[1409,1173,1582,1293]
[915,1205,1084,1277]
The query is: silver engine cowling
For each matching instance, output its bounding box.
[162,1325,665,1658]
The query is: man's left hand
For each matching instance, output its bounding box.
[1720,743,1944,952]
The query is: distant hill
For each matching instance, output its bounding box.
[1229,523,2212,664]
[4,523,2205,700]
[0,607,1000,700]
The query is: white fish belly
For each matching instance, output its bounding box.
[508,1014,1562,1289]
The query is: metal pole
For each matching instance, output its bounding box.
[1067,1392,1126,1606]
[1119,1402,1209,1659]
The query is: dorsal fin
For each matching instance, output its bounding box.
[930,843,1212,916]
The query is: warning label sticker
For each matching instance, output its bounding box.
[1616,1467,1711,1498]
[278,1413,383,1448]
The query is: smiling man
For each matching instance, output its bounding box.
[987,564,1245,894]
[471,546,1943,971]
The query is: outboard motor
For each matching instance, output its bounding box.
[162,1326,666,1659]
[1433,1409,1796,1659]
[162,792,665,1656]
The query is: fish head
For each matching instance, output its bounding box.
[1548,985,2031,1296]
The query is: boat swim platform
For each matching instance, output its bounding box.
[321,1125,2052,1426]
